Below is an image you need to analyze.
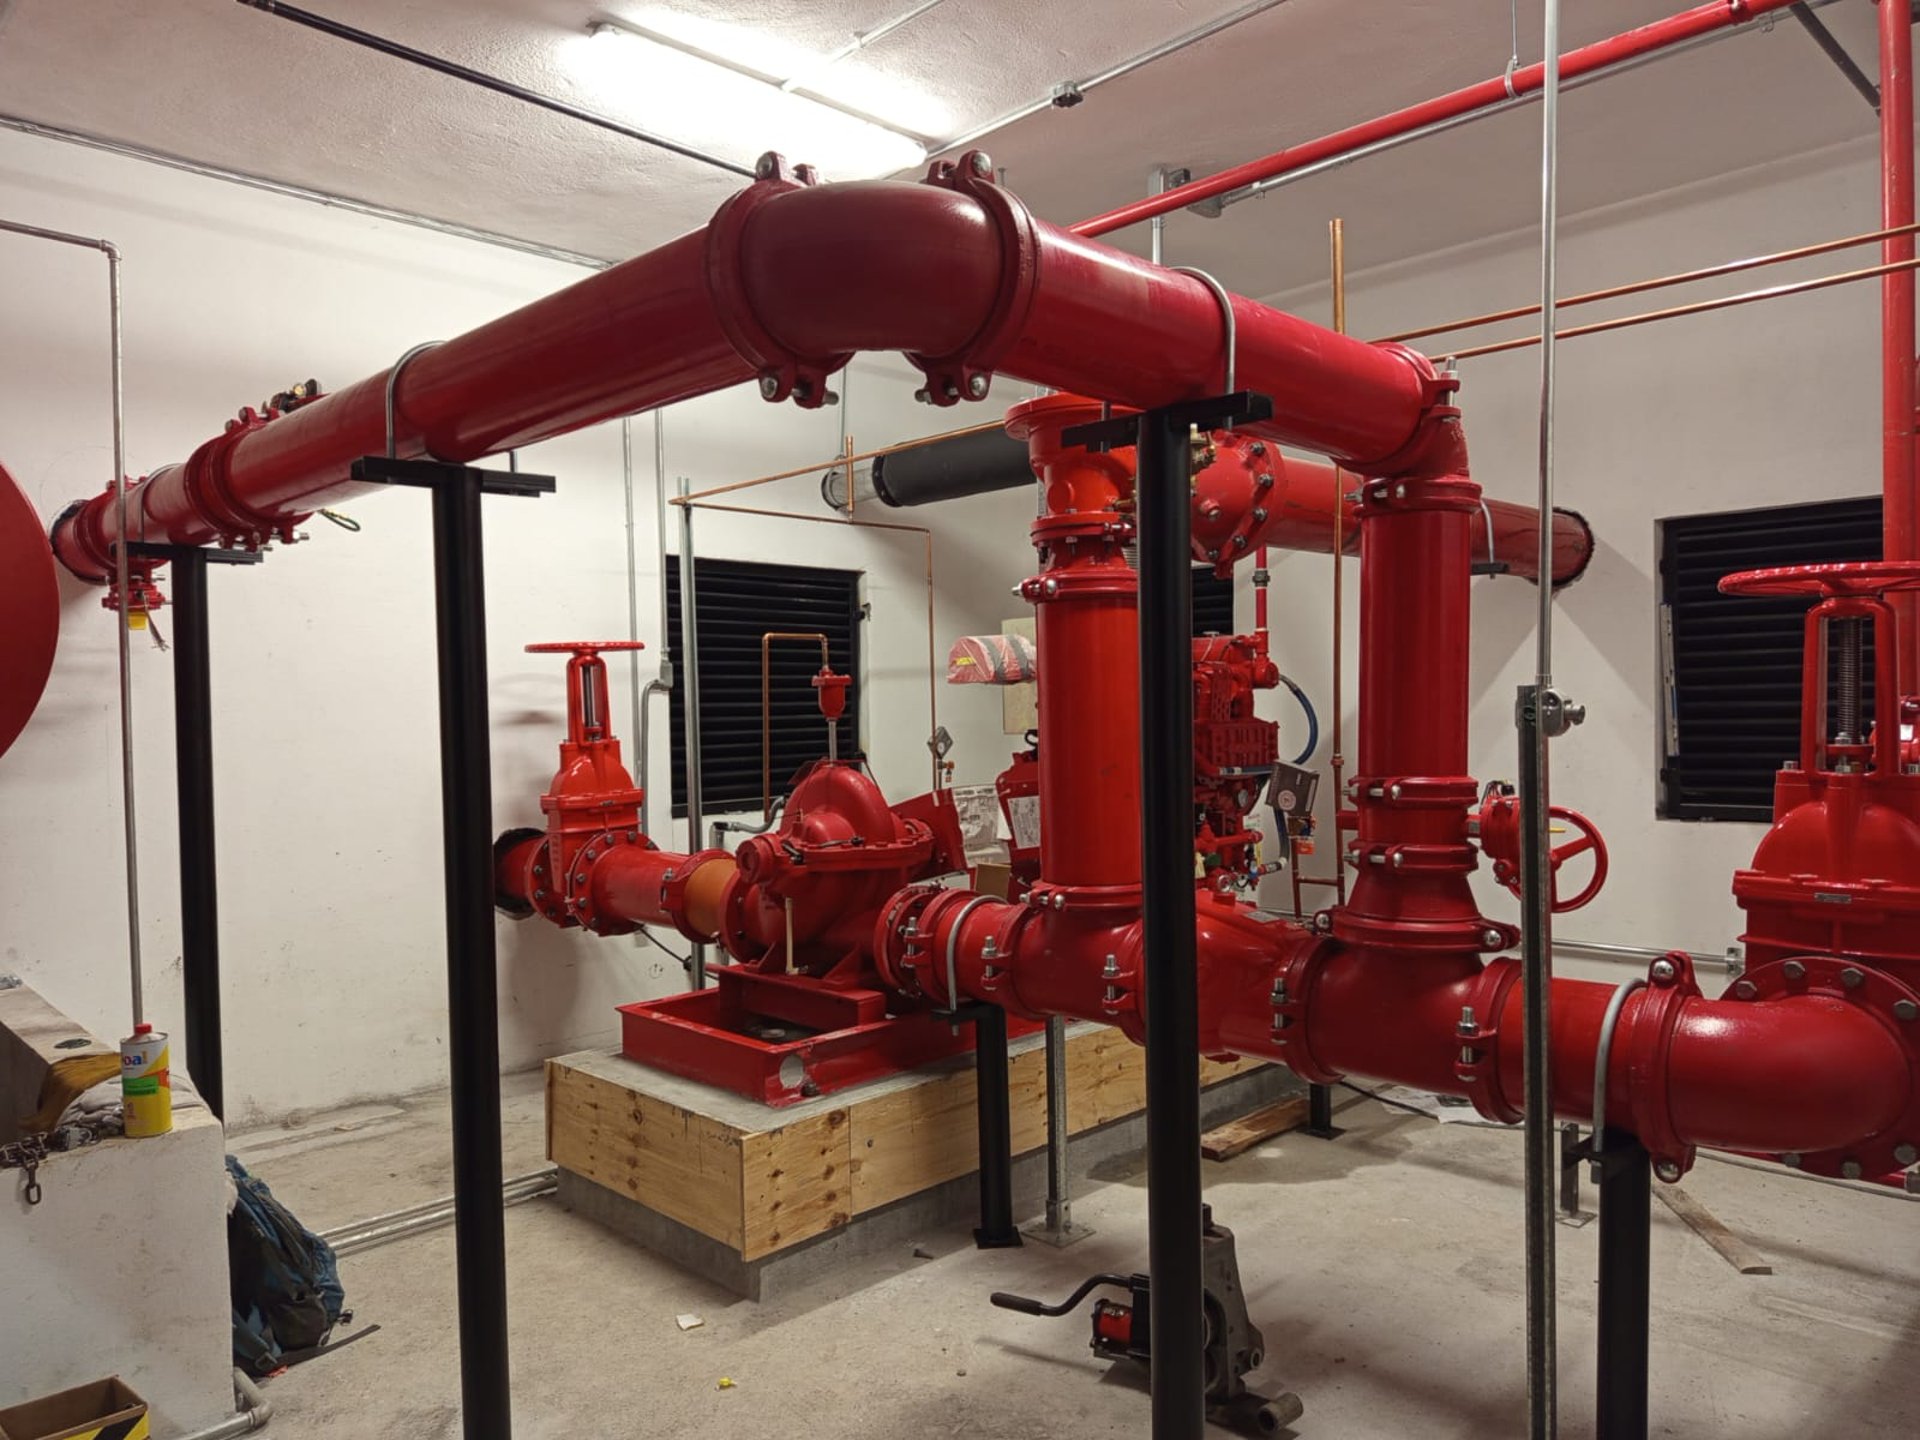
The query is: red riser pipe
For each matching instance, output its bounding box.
[1007,396,1143,898]
[52,167,1457,582]
[1071,0,1803,239]
[1881,0,1919,693]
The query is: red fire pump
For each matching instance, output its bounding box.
[495,639,976,1104]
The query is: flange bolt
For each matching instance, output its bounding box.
[1841,1160,1863,1180]
[1840,966,1864,989]
[1654,1159,1682,1183]
[1895,999,1918,1022]
[758,374,780,400]
[1782,960,1807,981]
[1895,1143,1918,1167]
[1650,958,1677,984]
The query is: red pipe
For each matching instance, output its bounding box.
[1071,0,1802,239]
[1005,395,1143,904]
[1192,441,1594,588]
[51,157,1461,583]
[1881,0,1919,694]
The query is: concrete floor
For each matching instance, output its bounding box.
[235,1070,1919,1439]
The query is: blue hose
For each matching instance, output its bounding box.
[1278,673,1319,766]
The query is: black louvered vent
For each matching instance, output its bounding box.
[665,556,862,818]
[1658,496,1880,822]
[1193,567,1236,637]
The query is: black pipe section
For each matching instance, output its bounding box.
[233,0,754,178]
[129,542,263,1121]
[1137,407,1205,1440]
[1791,2,1881,112]
[354,454,554,1440]
[431,474,514,1440]
[169,552,222,1121]
[1067,391,1272,1439]
[1595,1133,1652,1440]
[873,428,1034,506]
[965,1002,1022,1249]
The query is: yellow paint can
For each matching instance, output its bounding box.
[120,1023,173,1138]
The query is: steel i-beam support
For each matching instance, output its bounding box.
[1067,389,1275,1440]
[353,453,555,1440]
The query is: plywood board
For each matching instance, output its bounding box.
[550,1028,1273,1263]
[1201,1096,1311,1161]
[739,1107,853,1260]
[546,1060,746,1250]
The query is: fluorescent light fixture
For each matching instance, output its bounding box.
[580,17,933,180]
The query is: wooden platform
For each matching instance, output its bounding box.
[547,1022,1272,1275]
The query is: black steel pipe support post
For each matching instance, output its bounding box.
[128,541,263,1122]
[961,1001,1022,1249]
[354,455,555,1440]
[1595,1130,1652,1440]
[1067,390,1273,1440]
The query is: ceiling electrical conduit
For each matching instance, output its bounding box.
[1069,0,1814,238]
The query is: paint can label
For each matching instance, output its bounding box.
[121,1028,173,1138]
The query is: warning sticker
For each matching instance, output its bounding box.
[1006,794,1041,852]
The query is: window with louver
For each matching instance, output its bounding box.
[1657,496,1880,822]
[664,556,863,818]
[1192,566,1236,637]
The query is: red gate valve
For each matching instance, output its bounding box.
[812,667,851,721]
[526,640,646,747]
[1473,782,1609,913]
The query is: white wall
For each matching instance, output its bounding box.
[0,129,1034,1125]
[1243,134,1892,976]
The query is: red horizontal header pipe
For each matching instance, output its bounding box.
[52,158,1459,583]
[1071,0,1802,239]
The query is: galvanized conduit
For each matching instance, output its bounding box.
[319,1167,559,1257]
[175,1369,273,1440]
[0,218,140,1027]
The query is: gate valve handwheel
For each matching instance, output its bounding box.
[1475,787,1610,913]
[524,640,648,657]
[1718,560,1920,599]
[812,667,851,721]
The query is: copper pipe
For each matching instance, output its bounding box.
[1376,219,1920,345]
[685,500,942,791]
[761,631,831,821]
[673,419,1007,506]
[1445,255,1920,361]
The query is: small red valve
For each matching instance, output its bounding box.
[1475,784,1609,913]
[812,667,851,722]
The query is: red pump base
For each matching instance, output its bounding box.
[618,975,1015,1106]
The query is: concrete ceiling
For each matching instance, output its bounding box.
[0,0,1899,298]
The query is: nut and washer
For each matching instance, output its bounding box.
[1895,1143,1918,1167]
[1654,1159,1682,1183]
[1782,960,1807,982]
[1895,999,1919,1022]
[1840,967,1865,990]
[1781,1151,1802,1169]
[1731,980,1758,1000]
[1841,1159,1863,1180]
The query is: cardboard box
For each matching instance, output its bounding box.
[0,1377,149,1440]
